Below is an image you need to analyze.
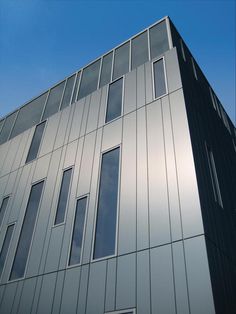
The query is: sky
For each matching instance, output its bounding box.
[0,0,235,124]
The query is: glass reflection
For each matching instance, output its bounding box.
[43,81,65,120]
[150,20,169,59]
[113,42,130,80]
[105,78,123,123]
[131,31,149,69]
[153,59,166,98]
[99,52,113,88]
[26,121,46,163]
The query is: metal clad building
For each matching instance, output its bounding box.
[0,16,235,314]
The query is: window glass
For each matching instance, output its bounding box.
[149,20,169,59]
[153,59,167,98]
[54,168,72,225]
[191,58,198,80]
[0,224,14,277]
[99,52,113,88]
[105,78,123,123]
[0,119,4,134]
[10,93,47,139]
[78,59,101,100]
[0,111,18,145]
[10,181,44,280]
[71,72,81,103]
[60,74,76,110]
[0,196,10,228]
[42,81,65,120]
[26,121,46,163]
[93,147,120,260]
[180,39,186,61]
[131,31,149,69]
[113,42,130,80]
[69,196,87,265]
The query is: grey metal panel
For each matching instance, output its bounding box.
[11,281,23,314]
[146,100,170,246]
[98,85,108,128]
[137,107,149,250]
[20,128,35,167]
[27,148,63,277]
[137,64,145,109]
[118,112,136,255]
[44,224,64,273]
[4,170,17,196]
[68,99,85,143]
[124,70,137,115]
[11,129,31,172]
[116,253,136,310]
[145,62,153,104]
[63,140,77,169]
[0,176,8,202]
[39,113,60,157]
[137,250,151,314]
[33,154,51,183]
[76,131,96,197]
[102,118,122,152]
[162,96,182,241]
[0,285,5,309]
[169,89,204,237]
[82,128,102,264]
[60,267,81,314]
[0,282,17,314]
[77,264,89,314]
[37,272,57,314]
[1,136,21,177]
[150,245,176,314]
[0,141,11,177]
[165,48,182,93]
[172,241,190,314]
[86,89,101,134]
[86,260,107,314]
[105,258,116,312]
[52,270,65,314]
[31,276,43,314]
[184,236,215,314]
[18,277,37,314]
[80,95,91,137]
[54,106,71,150]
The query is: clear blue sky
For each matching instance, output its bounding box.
[0,0,235,124]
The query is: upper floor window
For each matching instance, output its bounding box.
[153,58,167,98]
[99,52,113,88]
[149,20,169,59]
[0,224,14,278]
[191,58,198,80]
[43,81,65,120]
[71,71,81,104]
[105,77,123,123]
[113,42,130,80]
[0,196,10,228]
[180,39,186,61]
[60,74,76,110]
[131,31,149,70]
[0,112,18,145]
[26,121,46,163]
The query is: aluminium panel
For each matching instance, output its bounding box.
[80,95,91,137]
[63,140,77,169]
[102,118,122,152]
[54,106,71,150]
[11,129,31,172]
[77,264,89,314]
[137,250,151,314]
[0,282,17,314]
[144,62,153,104]
[51,270,65,314]
[11,281,23,314]
[105,258,116,312]
[0,136,21,177]
[36,272,57,314]
[165,47,182,93]
[33,154,51,183]
[0,141,11,177]
[4,170,17,197]
[136,64,145,109]
[86,89,101,134]
[68,99,85,143]
[98,85,108,128]
[124,70,137,115]
[20,128,35,168]
[30,276,43,314]
[118,112,136,255]
[0,176,8,203]
[17,277,37,314]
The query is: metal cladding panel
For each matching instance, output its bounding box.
[60,267,81,314]
[184,236,215,314]
[165,47,182,93]
[98,85,108,128]
[86,89,101,134]
[86,260,107,314]
[172,241,190,314]
[80,95,91,137]
[51,270,65,314]
[102,118,122,152]
[105,258,116,312]
[118,112,137,255]
[0,282,17,314]
[144,62,153,104]
[4,170,17,197]
[1,136,21,177]
[11,129,31,172]
[63,140,77,169]
[116,253,136,310]
[31,276,43,314]
[20,128,35,167]
[17,277,37,314]
[124,69,137,115]
[77,264,89,314]
[33,154,51,183]
[69,99,85,142]
[137,64,145,109]
[0,141,11,175]
[11,281,23,314]
[54,106,71,150]
[162,96,182,241]
[147,100,171,246]
[137,107,149,250]
[0,176,8,201]
[150,245,176,314]
[37,272,57,314]
[137,250,151,314]
[169,89,204,237]
[27,149,62,277]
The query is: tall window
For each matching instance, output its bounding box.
[26,121,46,163]
[0,196,10,228]
[10,181,44,280]
[206,145,223,207]
[0,224,14,278]
[191,58,198,80]
[93,147,120,260]
[131,31,149,70]
[68,196,87,266]
[113,42,130,80]
[54,168,73,225]
[105,78,123,123]
[153,58,167,98]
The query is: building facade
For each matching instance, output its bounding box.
[0,16,235,314]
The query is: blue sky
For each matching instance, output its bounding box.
[0,1,235,124]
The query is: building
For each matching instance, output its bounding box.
[0,16,235,314]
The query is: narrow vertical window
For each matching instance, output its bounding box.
[206,145,223,207]
[153,58,167,98]
[99,52,113,88]
[0,224,14,277]
[105,78,123,123]
[68,196,87,266]
[131,31,149,69]
[10,181,44,280]
[93,147,120,260]
[191,58,198,80]
[209,87,217,111]
[54,168,72,225]
[180,39,186,61]
[113,42,130,80]
[71,72,81,104]
[60,74,76,110]
[0,196,10,228]
[26,121,46,163]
